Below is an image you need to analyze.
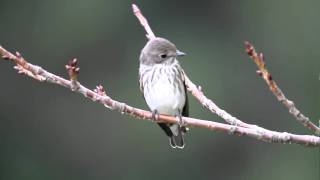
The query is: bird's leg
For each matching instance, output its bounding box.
[176,109,185,127]
[152,109,159,122]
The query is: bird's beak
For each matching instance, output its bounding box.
[176,50,186,57]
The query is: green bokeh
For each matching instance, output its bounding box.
[0,0,319,179]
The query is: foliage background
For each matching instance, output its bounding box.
[0,0,319,179]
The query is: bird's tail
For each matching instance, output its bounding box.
[169,124,185,149]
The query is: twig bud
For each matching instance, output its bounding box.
[94,84,107,96]
[15,51,22,59]
[244,41,254,56]
[2,55,10,60]
[65,58,80,80]
[256,70,263,76]
[259,53,264,62]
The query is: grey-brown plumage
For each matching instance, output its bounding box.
[139,37,188,148]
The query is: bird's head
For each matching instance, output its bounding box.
[140,37,186,65]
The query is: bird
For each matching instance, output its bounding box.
[139,37,189,148]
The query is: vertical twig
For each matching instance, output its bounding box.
[132,4,156,40]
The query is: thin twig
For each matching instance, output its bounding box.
[184,74,253,128]
[245,41,320,135]
[0,45,319,147]
[132,4,156,40]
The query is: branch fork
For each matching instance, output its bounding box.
[0,4,319,147]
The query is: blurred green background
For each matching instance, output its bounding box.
[0,0,319,179]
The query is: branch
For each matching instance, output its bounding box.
[0,4,319,147]
[245,41,320,135]
[130,3,320,146]
[131,4,316,135]
[132,4,156,40]
[184,74,255,128]
[0,45,319,147]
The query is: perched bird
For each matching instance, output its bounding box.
[139,37,188,148]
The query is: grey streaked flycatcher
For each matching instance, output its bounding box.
[139,37,188,148]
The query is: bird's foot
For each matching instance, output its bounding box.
[176,113,186,127]
[152,110,159,122]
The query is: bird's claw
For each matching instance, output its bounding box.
[152,110,159,122]
[176,114,185,127]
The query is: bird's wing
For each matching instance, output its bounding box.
[182,82,189,117]
[181,70,189,117]
[138,72,144,93]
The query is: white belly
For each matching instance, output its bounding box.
[142,65,186,116]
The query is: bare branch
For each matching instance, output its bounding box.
[0,4,319,147]
[245,41,320,135]
[184,74,253,128]
[1,43,320,147]
[131,3,320,136]
[132,4,156,40]
[130,3,289,133]
[129,3,320,146]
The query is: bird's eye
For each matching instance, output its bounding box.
[160,54,167,59]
